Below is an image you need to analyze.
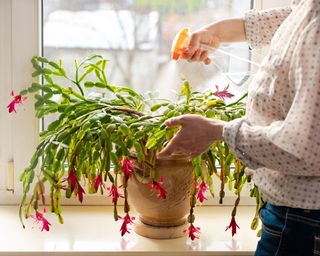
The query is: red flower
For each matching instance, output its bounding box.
[147,177,167,199]
[29,208,51,232]
[107,185,123,204]
[7,90,27,113]
[119,214,135,236]
[62,168,78,193]
[213,85,234,101]
[225,216,240,236]
[197,181,208,203]
[77,183,85,203]
[94,174,105,192]
[184,224,200,240]
[62,168,86,203]
[120,158,134,180]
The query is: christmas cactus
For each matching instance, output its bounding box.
[10,54,262,239]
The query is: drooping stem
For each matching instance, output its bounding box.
[217,142,225,204]
[122,172,130,217]
[188,174,197,225]
[113,173,119,221]
[226,92,247,108]
[110,106,144,117]
[232,193,240,218]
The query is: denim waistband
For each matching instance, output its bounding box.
[266,203,320,220]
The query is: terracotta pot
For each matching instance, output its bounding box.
[127,157,194,239]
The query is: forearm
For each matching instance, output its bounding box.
[204,18,246,43]
[223,119,320,177]
[223,18,320,176]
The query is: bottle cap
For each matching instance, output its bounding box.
[171,27,190,60]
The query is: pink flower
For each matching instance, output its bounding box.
[119,214,135,236]
[94,174,105,192]
[225,216,240,236]
[62,168,78,193]
[120,158,134,180]
[213,85,234,101]
[77,183,85,203]
[197,181,208,203]
[184,224,201,240]
[147,177,167,199]
[7,90,27,113]
[62,168,86,203]
[107,185,123,204]
[29,208,51,232]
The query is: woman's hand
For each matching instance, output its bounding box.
[181,18,246,64]
[157,114,226,158]
[182,28,220,65]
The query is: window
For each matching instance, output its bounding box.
[41,0,253,154]
[43,0,252,102]
[0,0,40,203]
[3,0,293,204]
[41,0,253,205]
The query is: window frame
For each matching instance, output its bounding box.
[1,0,286,205]
[0,0,41,204]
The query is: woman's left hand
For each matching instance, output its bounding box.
[157,114,226,158]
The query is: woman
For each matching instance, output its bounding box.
[158,0,320,255]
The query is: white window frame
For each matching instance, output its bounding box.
[0,0,290,205]
[255,0,292,9]
[0,0,40,204]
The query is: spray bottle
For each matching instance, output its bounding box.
[171,28,260,86]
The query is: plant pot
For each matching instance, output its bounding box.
[127,156,194,239]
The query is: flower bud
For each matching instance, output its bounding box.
[33,200,38,210]
[251,217,259,230]
[187,214,195,223]
[257,229,262,237]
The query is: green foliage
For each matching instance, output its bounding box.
[19,54,251,231]
[133,0,207,14]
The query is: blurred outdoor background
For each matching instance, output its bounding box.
[43,0,252,102]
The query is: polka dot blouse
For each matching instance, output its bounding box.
[223,0,320,209]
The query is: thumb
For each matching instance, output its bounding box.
[157,143,176,159]
[164,116,185,128]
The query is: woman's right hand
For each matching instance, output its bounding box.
[182,27,221,65]
[181,18,246,64]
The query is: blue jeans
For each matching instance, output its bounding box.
[255,203,320,256]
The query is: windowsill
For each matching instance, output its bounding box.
[0,205,258,256]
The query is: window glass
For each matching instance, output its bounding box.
[43,0,252,101]
[41,1,252,204]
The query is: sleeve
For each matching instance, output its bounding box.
[223,18,320,176]
[244,7,292,49]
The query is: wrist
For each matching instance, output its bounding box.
[207,18,246,43]
[216,120,225,141]
[207,22,223,43]
[202,23,222,47]
[207,118,226,141]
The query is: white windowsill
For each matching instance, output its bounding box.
[0,205,258,256]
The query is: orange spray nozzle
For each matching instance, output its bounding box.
[171,27,261,67]
[171,27,191,60]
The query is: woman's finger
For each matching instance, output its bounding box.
[190,49,202,62]
[200,51,211,65]
[187,33,201,57]
[157,143,175,158]
[157,131,185,158]
[204,57,211,65]
[164,116,186,128]
[199,50,209,62]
